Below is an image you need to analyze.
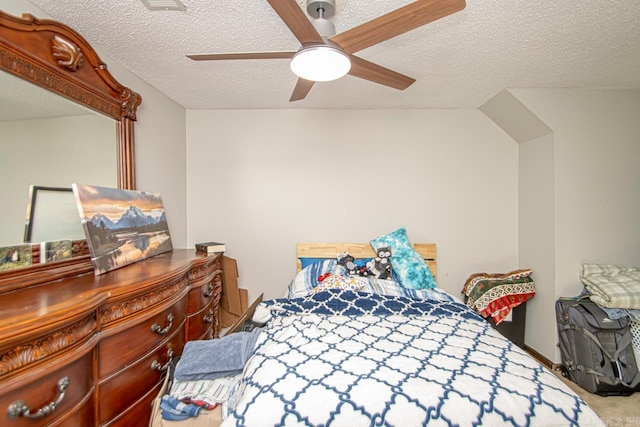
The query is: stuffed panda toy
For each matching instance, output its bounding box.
[368,247,392,280]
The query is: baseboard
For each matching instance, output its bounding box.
[524,344,560,370]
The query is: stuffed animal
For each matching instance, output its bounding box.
[336,252,358,275]
[357,264,373,277]
[367,247,392,280]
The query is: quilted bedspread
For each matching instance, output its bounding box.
[222,290,603,426]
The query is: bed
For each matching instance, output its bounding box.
[220,242,604,426]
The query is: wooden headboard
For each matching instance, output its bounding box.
[296,243,437,279]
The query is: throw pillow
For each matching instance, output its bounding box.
[370,227,436,290]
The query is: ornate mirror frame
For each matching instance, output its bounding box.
[0,11,141,290]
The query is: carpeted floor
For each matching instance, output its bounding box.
[555,371,640,426]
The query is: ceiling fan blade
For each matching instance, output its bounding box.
[289,78,315,102]
[330,0,466,54]
[267,0,324,45]
[187,52,295,61]
[348,55,415,90]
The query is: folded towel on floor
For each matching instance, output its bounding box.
[160,395,201,421]
[174,328,261,381]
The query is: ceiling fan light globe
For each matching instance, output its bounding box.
[290,45,351,82]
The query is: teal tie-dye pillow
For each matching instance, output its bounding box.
[370,227,437,290]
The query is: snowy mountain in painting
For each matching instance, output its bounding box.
[90,213,116,229]
[86,206,168,231]
[114,205,157,229]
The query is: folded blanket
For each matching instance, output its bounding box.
[463,269,535,324]
[170,373,242,405]
[174,328,261,381]
[582,263,640,309]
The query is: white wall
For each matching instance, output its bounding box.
[123,74,188,247]
[513,89,640,296]
[2,1,189,247]
[512,88,640,361]
[187,109,520,301]
[519,134,556,359]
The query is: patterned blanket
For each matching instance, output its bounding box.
[463,269,535,324]
[264,288,473,319]
[222,289,602,426]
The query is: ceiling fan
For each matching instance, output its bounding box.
[187,0,466,102]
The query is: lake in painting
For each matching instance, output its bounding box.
[72,184,173,275]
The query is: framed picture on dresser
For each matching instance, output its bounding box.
[23,185,85,243]
[72,184,173,274]
[0,244,32,271]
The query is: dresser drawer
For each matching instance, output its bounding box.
[99,295,187,378]
[98,327,185,425]
[0,343,95,427]
[187,272,222,314]
[104,380,163,427]
[52,391,94,427]
[187,303,216,340]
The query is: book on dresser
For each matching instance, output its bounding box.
[195,241,226,253]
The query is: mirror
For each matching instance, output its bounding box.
[0,11,141,278]
[1,71,117,245]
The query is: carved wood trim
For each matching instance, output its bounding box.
[52,34,85,71]
[0,315,96,376]
[212,281,223,338]
[100,276,190,325]
[71,240,90,256]
[189,263,222,283]
[0,12,141,120]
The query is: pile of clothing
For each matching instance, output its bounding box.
[159,328,261,422]
[462,268,535,324]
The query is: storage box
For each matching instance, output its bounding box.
[221,256,242,316]
[219,256,262,330]
[149,375,222,427]
[489,302,527,349]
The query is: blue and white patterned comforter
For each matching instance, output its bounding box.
[222,290,603,426]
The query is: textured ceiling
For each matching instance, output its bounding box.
[26,0,640,110]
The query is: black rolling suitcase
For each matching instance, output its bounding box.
[556,297,640,395]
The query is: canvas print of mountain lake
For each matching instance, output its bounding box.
[72,184,173,275]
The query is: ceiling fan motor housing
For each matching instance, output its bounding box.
[307,0,336,38]
[307,0,335,18]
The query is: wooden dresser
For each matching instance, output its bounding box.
[0,249,223,427]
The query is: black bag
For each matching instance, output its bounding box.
[556,297,640,395]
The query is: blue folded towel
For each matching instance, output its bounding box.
[174,328,261,381]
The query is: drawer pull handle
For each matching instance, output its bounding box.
[7,376,70,420]
[203,308,214,324]
[202,283,214,298]
[151,349,174,372]
[151,313,174,335]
